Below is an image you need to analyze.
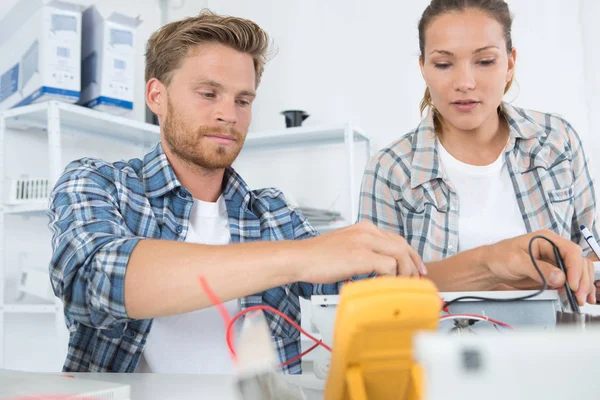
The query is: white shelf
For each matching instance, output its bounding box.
[1,101,159,145]
[2,304,58,314]
[244,123,369,150]
[3,202,48,216]
[0,100,158,371]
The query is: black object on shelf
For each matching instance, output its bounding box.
[281,110,309,128]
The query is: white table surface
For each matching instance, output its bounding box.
[73,372,325,400]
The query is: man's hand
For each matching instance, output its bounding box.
[295,221,426,284]
[484,229,596,305]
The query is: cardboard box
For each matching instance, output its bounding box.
[0,0,83,109]
[79,6,142,115]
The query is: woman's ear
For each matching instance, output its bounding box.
[506,48,517,83]
[419,56,426,80]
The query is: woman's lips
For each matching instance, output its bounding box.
[451,101,480,112]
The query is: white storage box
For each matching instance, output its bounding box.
[79,6,142,115]
[0,0,84,109]
[6,178,50,205]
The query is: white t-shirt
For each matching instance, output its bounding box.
[437,141,527,252]
[137,195,240,374]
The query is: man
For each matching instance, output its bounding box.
[47,11,424,374]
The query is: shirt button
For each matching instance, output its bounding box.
[125,329,136,338]
[448,244,455,251]
[179,189,188,198]
[176,225,183,234]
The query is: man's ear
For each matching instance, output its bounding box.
[146,78,166,118]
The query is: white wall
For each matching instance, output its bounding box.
[581,0,600,175]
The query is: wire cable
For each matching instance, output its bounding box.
[442,235,556,309]
[198,275,332,369]
[439,313,514,329]
[225,305,333,358]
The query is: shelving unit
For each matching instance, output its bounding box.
[3,203,48,216]
[2,101,160,145]
[244,123,370,150]
[3,304,58,314]
[243,122,371,231]
[0,100,371,370]
[0,101,159,369]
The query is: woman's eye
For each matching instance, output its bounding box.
[478,59,496,66]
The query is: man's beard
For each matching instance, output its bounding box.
[163,99,245,170]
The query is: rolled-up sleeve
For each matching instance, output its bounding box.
[358,155,405,237]
[47,164,141,329]
[565,121,599,253]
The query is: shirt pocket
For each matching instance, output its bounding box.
[396,184,449,215]
[538,153,575,233]
[548,186,574,203]
[89,323,126,371]
[547,185,575,233]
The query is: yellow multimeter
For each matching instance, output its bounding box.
[324,277,440,400]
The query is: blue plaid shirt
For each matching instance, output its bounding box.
[47,143,340,374]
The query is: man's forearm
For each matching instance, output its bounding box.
[424,246,498,292]
[124,239,302,319]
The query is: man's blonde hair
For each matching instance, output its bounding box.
[145,10,270,87]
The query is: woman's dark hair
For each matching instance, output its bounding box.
[418,0,514,115]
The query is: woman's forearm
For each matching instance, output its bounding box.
[424,246,498,291]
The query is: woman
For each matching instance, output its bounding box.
[358,0,597,304]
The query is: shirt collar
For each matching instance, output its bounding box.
[502,102,546,150]
[409,102,546,189]
[222,166,252,211]
[142,142,252,210]
[142,143,182,198]
[409,110,444,189]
